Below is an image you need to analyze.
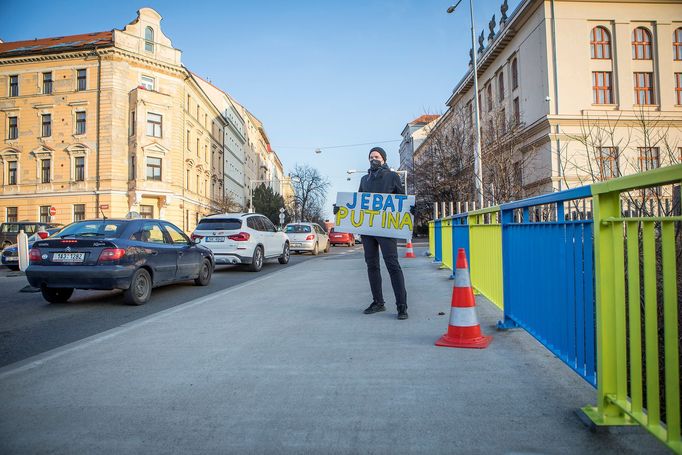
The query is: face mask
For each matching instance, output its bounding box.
[370,159,382,169]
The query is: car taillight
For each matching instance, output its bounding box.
[306,235,315,240]
[29,248,42,263]
[228,232,250,241]
[191,234,204,241]
[98,248,126,262]
[37,231,49,239]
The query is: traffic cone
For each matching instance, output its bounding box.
[404,239,416,258]
[435,248,492,349]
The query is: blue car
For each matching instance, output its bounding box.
[1,227,61,270]
[26,219,214,305]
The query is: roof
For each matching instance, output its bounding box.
[409,114,440,125]
[0,31,114,57]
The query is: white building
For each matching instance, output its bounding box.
[398,114,440,193]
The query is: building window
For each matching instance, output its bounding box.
[590,26,611,59]
[8,161,17,185]
[146,157,162,181]
[42,72,53,94]
[486,83,493,111]
[41,114,52,137]
[676,73,682,105]
[130,154,136,180]
[500,107,506,132]
[632,27,652,60]
[39,206,50,223]
[75,156,85,181]
[130,111,136,136]
[511,58,518,90]
[8,116,18,140]
[638,147,660,171]
[73,204,85,222]
[598,147,619,179]
[75,111,86,135]
[41,159,51,183]
[196,138,200,156]
[140,205,154,219]
[6,207,18,223]
[187,129,191,149]
[77,69,87,91]
[9,75,18,97]
[675,28,682,61]
[144,27,154,52]
[140,75,155,90]
[633,72,655,105]
[146,113,162,138]
[512,97,520,125]
[186,169,190,189]
[196,105,200,119]
[498,73,505,101]
[592,72,613,104]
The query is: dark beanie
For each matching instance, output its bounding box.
[369,146,387,162]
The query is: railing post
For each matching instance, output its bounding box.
[579,188,635,427]
[497,206,519,330]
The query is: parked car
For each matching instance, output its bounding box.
[285,223,330,255]
[2,227,61,270]
[329,228,355,247]
[26,219,214,305]
[191,213,289,272]
[1,221,62,249]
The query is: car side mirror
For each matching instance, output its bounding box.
[194,238,202,244]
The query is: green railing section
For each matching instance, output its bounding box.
[428,221,435,257]
[468,207,504,310]
[442,218,453,271]
[581,165,681,454]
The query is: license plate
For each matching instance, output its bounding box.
[206,237,225,242]
[52,252,85,263]
[292,243,301,247]
[5,256,18,262]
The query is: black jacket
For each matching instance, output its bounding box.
[358,164,405,195]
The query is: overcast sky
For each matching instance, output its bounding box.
[1,0,520,219]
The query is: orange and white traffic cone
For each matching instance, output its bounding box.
[404,239,416,258]
[435,248,492,349]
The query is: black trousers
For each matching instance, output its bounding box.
[362,235,407,308]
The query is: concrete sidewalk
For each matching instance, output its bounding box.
[0,247,667,454]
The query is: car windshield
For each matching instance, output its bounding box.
[285,225,311,233]
[57,221,127,238]
[196,218,242,231]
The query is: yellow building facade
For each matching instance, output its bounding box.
[0,8,227,232]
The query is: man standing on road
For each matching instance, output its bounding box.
[336,146,410,320]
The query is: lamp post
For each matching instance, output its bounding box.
[448,0,484,208]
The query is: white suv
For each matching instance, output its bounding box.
[191,213,289,272]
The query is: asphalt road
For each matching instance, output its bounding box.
[0,245,362,367]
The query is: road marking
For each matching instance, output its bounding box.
[0,259,310,380]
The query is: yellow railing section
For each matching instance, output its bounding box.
[468,207,504,309]
[581,165,681,454]
[441,218,453,271]
[428,221,435,257]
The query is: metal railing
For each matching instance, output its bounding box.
[468,206,503,309]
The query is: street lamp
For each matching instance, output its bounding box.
[448,0,484,208]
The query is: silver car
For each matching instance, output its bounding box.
[285,223,330,255]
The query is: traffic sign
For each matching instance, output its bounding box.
[49,206,57,216]
[100,204,109,210]
[279,208,285,213]
[278,213,285,223]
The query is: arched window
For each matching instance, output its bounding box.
[590,26,611,59]
[674,27,682,61]
[498,72,505,101]
[144,26,154,53]
[632,27,652,60]
[511,58,518,89]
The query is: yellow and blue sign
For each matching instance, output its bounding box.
[335,192,415,240]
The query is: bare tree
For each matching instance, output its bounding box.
[289,164,330,222]
[215,192,243,213]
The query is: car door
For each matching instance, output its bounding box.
[260,216,279,257]
[162,222,201,280]
[315,224,329,250]
[134,221,177,284]
[246,216,264,256]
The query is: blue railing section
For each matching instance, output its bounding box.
[497,186,597,386]
[434,220,442,263]
[451,213,470,268]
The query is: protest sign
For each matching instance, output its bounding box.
[334,192,415,240]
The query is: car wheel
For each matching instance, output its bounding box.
[194,258,212,286]
[40,286,74,304]
[124,268,152,305]
[248,246,264,272]
[278,243,290,264]
[312,242,319,256]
